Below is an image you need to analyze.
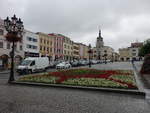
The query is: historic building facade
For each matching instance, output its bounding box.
[129,42,143,61]
[0,18,24,69]
[73,42,80,60]
[119,42,143,61]
[62,35,73,61]
[95,29,115,61]
[79,43,89,60]
[48,33,64,61]
[37,32,54,61]
[23,30,40,57]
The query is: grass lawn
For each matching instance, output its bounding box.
[18,68,137,89]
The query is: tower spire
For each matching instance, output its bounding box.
[99,29,101,37]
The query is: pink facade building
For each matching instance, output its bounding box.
[48,33,64,60]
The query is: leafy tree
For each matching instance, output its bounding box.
[139,42,150,57]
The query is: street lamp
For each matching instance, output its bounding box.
[4,15,24,83]
[112,53,114,63]
[88,44,92,68]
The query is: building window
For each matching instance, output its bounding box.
[27,37,32,41]
[33,38,37,42]
[132,53,136,56]
[27,37,37,42]
[40,39,42,43]
[33,46,37,49]
[50,48,52,52]
[7,42,10,49]
[40,46,42,50]
[0,29,4,35]
[20,45,22,50]
[27,44,31,49]
[132,49,136,52]
[27,44,37,50]
[0,42,3,48]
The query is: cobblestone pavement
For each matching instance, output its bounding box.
[133,61,150,101]
[0,62,150,113]
[90,61,133,70]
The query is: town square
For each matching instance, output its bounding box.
[0,0,150,113]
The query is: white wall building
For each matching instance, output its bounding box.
[23,30,40,57]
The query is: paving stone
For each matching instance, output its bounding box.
[0,62,150,113]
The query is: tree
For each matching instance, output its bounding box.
[139,42,150,57]
[140,54,150,74]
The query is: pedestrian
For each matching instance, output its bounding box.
[131,59,134,64]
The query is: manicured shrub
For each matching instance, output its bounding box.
[140,54,150,74]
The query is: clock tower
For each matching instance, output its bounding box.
[96,29,104,48]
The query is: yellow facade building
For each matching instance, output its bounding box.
[73,42,80,60]
[37,32,54,61]
[63,36,73,61]
[119,48,130,61]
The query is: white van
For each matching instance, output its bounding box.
[17,57,49,74]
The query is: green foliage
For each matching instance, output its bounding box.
[58,68,105,76]
[18,75,58,84]
[17,69,137,89]
[139,42,150,56]
[110,75,136,85]
[62,78,128,88]
[140,54,150,74]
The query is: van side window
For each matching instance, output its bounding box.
[30,61,35,66]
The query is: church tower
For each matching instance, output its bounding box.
[96,29,104,48]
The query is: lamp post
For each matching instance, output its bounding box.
[4,15,24,83]
[88,44,92,68]
[112,53,114,63]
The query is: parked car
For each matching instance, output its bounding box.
[106,60,111,63]
[49,60,64,68]
[70,60,79,67]
[17,57,49,74]
[84,60,89,65]
[78,60,87,66]
[56,62,71,69]
[91,60,97,64]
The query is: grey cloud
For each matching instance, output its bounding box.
[1,0,150,51]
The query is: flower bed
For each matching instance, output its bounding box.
[18,68,137,89]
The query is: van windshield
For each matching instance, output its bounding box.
[20,60,32,66]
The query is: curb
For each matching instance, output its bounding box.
[133,63,150,89]
[0,71,10,74]
[11,81,145,97]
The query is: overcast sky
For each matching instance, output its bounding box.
[1,0,150,52]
